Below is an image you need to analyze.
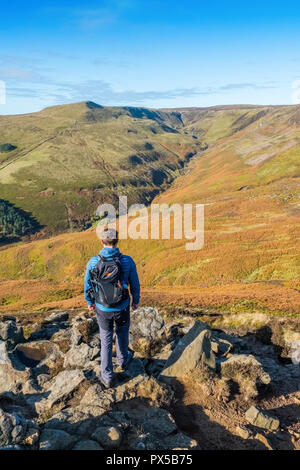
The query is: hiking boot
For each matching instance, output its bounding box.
[99,376,114,389]
[120,350,134,372]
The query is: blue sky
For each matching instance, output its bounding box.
[1,0,300,114]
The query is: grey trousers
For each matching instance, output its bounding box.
[95,306,130,383]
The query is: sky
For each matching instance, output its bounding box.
[1,0,300,114]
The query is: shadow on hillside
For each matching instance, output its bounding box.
[0,198,43,247]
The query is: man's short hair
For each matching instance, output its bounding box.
[101,228,119,246]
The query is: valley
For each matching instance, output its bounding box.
[0,102,299,320]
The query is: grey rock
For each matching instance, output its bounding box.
[0,409,37,447]
[0,340,9,363]
[44,406,101,436]
[39,429,76,450]
[50,328,72,347]
[71,315,98,346]
[91,425,123,449]
[42,311,69,325]
[13,340,63,373]
[120,357,145,378]
[0,321,24,347]
[130,307,165,343]
[211,337,233,357]
[142,408,177,436]
[245,406,280,431]
[29,326,61,341]
[107,411,131,430]
[159,321,216,382]
[72,440,103,450]
[36,369,85,413]
[63,343,100,369]
[80,384,116,410]
[0,341,31,394]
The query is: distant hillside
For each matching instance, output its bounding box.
[0,101,202,235]
[0,101,285,236]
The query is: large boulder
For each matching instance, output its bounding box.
[63,343,100,369]
[80,372,173,410]
[44,405,105,437]
[13,340,63,375]
[35,369,86,413]
[221,354,271,400]
[159,321,216,382]
[130,307,165,356]
[0,341,31,394]
[43,406,129,443]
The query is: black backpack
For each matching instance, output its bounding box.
[89,254,129,307]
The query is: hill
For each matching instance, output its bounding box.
[0,101,202,235]
[0,103,299,316]
[0,102,280,236]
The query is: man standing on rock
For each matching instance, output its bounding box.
[84,228,140,388]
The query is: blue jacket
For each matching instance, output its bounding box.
[84,246,140,312]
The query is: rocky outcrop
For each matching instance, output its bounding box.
[130,307,165,356]
[0,309,297,450]
[159,321,216,382]
[0,319,24,349]
[35,369,86,414]
[14,340,63,373]
[0,340,31,394]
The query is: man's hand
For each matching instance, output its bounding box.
[88,304,96,311]
[131,303,139,311]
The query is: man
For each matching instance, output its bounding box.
[84,227,140,388]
